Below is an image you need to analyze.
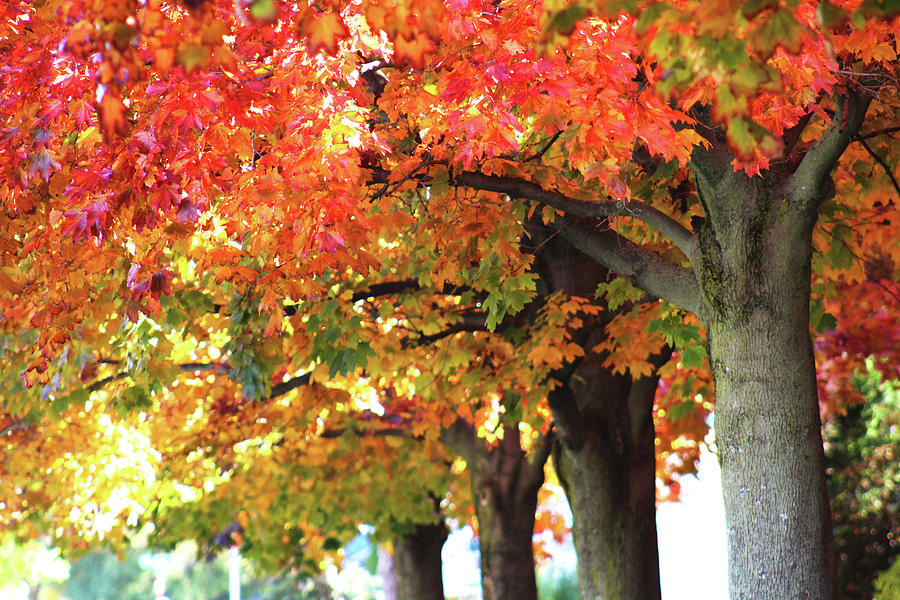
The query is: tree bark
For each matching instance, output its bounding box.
[552,372,664,600]
[443,420,549,600]
[470,426,544,600]
[533,226,666,600]
[392,521,448,600]
[456,92,872,596]
[689,138,847,599]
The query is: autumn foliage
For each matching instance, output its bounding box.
[1,0,899,597]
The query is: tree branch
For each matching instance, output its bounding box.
[855,136,900,199]
[790,91,874,207]
[782,112,814,156]
[559,218,701,315]
[856,126,900,141]
[0,418,25,437]
[450,171,697,261]
[269,372,312,399]
[87,362,230,393]
[522,429,555,494]
[281,280,478,316]
[439,417,477,464]
[547,382,587,451]
[525,131,563,162]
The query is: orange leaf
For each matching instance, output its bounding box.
[155,47,175,74]
[97,93,128,141]
[299,12,348,55]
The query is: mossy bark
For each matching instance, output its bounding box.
[532,231,666,600]
[470,425,544,600]
[691,145,837,600]
[392,521,448,600]
[552,370,664,600]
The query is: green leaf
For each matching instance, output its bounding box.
[430,166,450,196]
[726,116,756,158]
[635,3,671,33]
[544,4,590,37]
[752,8,805,58]
[816,0,849,28]
[680,344,707,369]
[596,276,644,310]
[249,0,277,20]
[667,400,696,420]
[810,297,838,333]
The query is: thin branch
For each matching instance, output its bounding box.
[0,418,24,437]
[525,131,563,162]
[87,362,232,393]
[281,280,478,316]
[856,126,900,141]
[319,423,410,440]
[269,372,311,399]
[855,136,900,199]
[87,373,127,392]
[406,323,488,346]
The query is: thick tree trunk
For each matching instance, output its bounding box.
[691,141,844,599]
[552,382,662,600]
[443,420,549,600]
[392,521,448,600]
[710,314,831,599]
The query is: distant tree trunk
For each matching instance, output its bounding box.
[392,521,448,600]
[442,421,552,600]
[551,363,666,600]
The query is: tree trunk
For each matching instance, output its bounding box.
[470,426,544,600]
[533,226,666,600]
[709,314,831,599]
[392,521,448,600]
[443,420,549,600]
[690,141,845,599]
[552,371,664,600]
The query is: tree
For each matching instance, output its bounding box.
[359,4,899,598]
[2,2,898,599]
[530,227,710,600]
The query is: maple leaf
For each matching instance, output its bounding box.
[96,92,129,142]
[298,11,348,55]
[71,101,94,130]
[27,149,61,182]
